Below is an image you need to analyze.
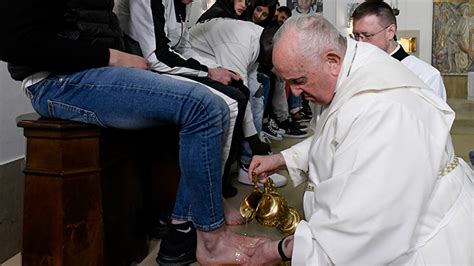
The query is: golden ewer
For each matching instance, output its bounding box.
[240,173,301,235]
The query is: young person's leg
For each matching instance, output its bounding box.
[238,77,287,187]
[25,66,264,264]
[181,75,249,199]
[272,77,290,123]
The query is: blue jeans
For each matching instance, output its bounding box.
[25,66,229,231]
[288,90,303,113]
[240,75,265,166]
[257,72,271,110]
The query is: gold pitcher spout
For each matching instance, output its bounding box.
[239,173,263,220]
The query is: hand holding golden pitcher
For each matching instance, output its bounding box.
[240,172,301,235]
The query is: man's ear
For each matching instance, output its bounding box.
[325,51,342,76]
[386,23,397,41]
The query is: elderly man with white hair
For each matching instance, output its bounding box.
[247,14,473,265]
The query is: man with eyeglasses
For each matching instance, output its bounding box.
[351,0,447,101]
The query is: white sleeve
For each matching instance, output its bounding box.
[281,137,314,187]
[129,0,209,77]
[425,72,447,102]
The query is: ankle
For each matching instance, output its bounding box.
[170,219,187,225]
[197,227,225,251]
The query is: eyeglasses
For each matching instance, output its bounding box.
[350,24,392,41]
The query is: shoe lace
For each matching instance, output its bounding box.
[264,122,280,135]
[269,119,281,131]
[259,132,271,144]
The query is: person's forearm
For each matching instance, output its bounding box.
[109,49,149,69]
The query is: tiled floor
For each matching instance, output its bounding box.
[1,253,20,266]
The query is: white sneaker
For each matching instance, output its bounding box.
[238,165,287,187]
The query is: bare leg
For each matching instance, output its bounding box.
[223,198,247,225]
[196,225,268,265]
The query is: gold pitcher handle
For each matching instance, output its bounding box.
[252,172,259,188]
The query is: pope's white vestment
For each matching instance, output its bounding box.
[282,38,473,265]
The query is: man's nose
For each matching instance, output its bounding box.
[290,86,303,96]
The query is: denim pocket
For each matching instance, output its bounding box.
[47,100,105,127]
[24,86,36,102]
[24,85,45,117]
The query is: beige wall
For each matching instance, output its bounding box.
[443,75,468,99]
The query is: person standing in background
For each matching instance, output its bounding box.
[351,0,447,101]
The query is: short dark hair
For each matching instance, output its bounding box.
[277,6,291,17]
[246,0,278,26]
[351,0,397,28]
[257,24,279,71]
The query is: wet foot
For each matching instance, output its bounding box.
[196,226,270,265]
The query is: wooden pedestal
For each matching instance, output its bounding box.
[17,113,180,266]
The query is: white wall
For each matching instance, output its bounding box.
[393,0,433,62]
[188,0,433,64]
[0,61,34,164]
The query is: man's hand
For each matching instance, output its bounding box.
[242,239,282,265]
[109,49,150,70]
[243,236,294,265]
[208,67,241,85]
[248,154,286,184]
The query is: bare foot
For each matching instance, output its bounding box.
[196,226,269,265]
[223,198,247,226]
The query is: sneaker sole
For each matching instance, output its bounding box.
[262,131,283,141]
[156,254,197,266]
[272,128,286,135]
[283,133,308,138]
[294,118,311,123]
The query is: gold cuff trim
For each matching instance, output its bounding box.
[439,157,459,177]
[305,184,315,192]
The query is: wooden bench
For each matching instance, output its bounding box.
[17,113,180,266]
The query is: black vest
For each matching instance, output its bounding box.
[8,0,125,81]
[60,0,124,50]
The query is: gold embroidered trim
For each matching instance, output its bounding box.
[305,184,315,192]
[439,157,459,177]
